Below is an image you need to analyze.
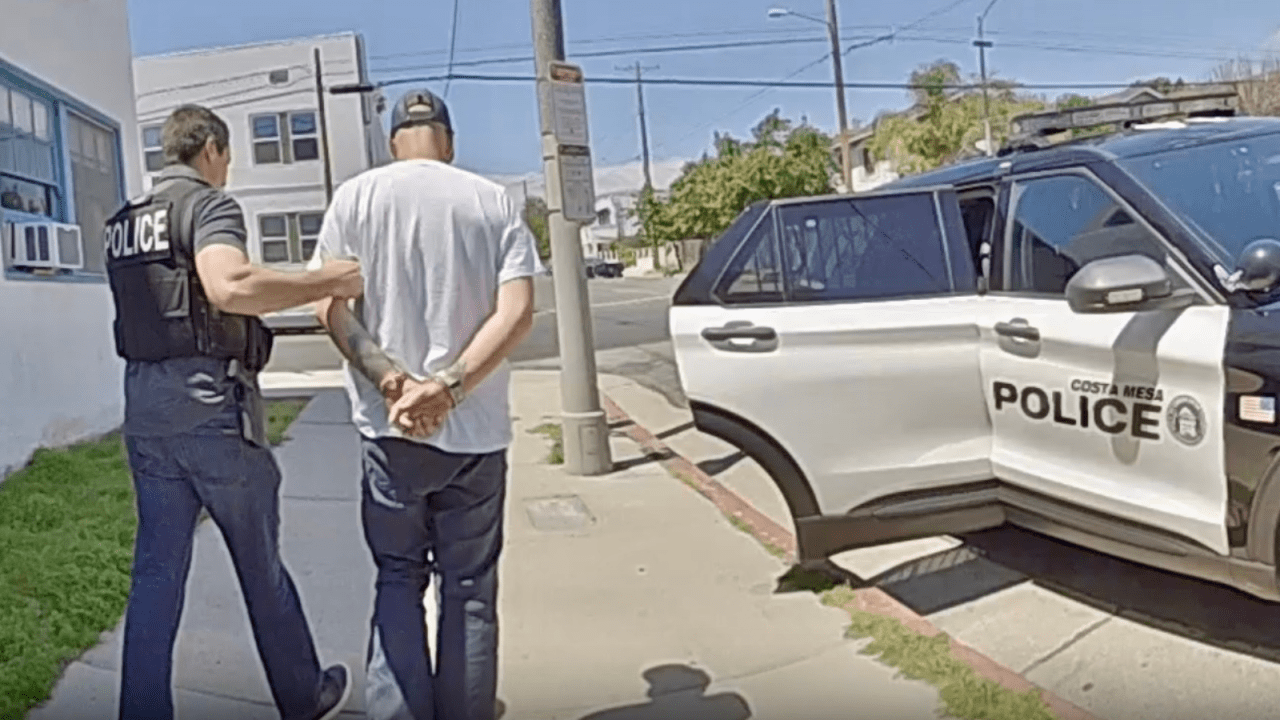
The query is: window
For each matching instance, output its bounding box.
[0,65,125,279]
[141,124,164,173]
[258,211,324,265]
[68,113,125,274]
[715,213,783,304]
[774,194,952,302]
[0,83,59,219]
[1006,174,1171,295]
[250,110,319,165]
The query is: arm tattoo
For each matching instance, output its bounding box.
[325,300,409,387]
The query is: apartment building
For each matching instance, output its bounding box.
[0,0,144,478]
[133,31,391,329]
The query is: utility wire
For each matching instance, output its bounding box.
[135,64,311,98]
[377,71,1238,91]
[443,0,461,97]
[371,35,834,74]
[139,28,1276,100]
[659,54,835,153]
[365,23,969,61]
[138,86,319,121]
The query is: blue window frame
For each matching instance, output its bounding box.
[0,58,127,282]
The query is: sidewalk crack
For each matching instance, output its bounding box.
[1018,614,1112,676]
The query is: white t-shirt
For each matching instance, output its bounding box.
[307,158,543,454]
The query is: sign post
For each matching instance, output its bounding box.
[529,7,612,476]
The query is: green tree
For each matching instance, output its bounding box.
[522,195,551,260]
[637,109,835,245]
[868,60,1046,174]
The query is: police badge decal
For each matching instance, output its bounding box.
[1166,395,1206,447]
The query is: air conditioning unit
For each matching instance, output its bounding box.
[10,221,83,271]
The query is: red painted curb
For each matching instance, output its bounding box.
[600,392,1105,720]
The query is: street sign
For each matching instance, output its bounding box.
[558,145,596,223]
[549,61,589,146]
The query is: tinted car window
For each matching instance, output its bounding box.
[775,193,952,302]
[714,211,783,304]
[1006,174,1171,295]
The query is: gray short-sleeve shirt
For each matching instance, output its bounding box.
[121,165,258,438]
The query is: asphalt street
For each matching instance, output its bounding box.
[262,274,689,406]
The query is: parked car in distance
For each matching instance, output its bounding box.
[585,257,624,278]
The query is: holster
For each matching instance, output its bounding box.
[227,358,269,448]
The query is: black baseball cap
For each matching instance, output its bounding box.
[390,88,452,137]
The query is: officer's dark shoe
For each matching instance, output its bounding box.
[311,663,352,720]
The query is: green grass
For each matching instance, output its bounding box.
[266,399,309,447]
[0,433,135,720]
[529,422,565,465]
[819,587,1057,720]
[0,399,309,719]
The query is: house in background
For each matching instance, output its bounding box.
[831,127,900,193]
[579,190,654,260]
[0,0,143,479]
[133,31,390,330]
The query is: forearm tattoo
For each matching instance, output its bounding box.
[327,301,408,387]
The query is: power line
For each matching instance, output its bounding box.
[369,35,833,74]
[135,64,311,98]
[659,53,834,153]
[374,71,1235,91]
[137,85,313,122]
[364,23,968,62]
[137,28,1276,102]
[443,0,462,97]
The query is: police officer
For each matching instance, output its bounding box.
[105,104,359,720]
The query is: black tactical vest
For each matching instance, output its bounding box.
[104,177,274,371]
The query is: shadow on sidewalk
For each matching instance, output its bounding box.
[577,664,751,720]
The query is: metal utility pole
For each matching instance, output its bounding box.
[974,0,1000,156]
[619,62,658,192]
[619,61,659,267]
[312,47,335,202]
[530,0,613,475]
[825,0,852,193]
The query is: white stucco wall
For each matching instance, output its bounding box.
[0,0,142,478]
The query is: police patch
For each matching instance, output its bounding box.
[1166,395,1206,446]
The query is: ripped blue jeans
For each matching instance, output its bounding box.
[359,437,508,720]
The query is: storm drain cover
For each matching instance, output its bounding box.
[524,495,595,531]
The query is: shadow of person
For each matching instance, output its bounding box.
[578,664,752,720]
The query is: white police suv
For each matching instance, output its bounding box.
[669,91,1280,601]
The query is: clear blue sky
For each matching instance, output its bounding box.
[126,0,1280,180]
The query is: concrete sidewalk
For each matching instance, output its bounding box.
[27,370,944,720]
[601,374,1280,720]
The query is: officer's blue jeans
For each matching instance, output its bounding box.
[359,437,507,720]
[119,409,327,720]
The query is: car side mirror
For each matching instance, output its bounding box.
[1066,254,1196,314]
[1214,238,1280,295]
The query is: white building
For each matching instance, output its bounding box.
[133,32,390,328]
[0,0,144,478]
[579,191,645,259]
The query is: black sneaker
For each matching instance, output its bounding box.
[311,663,352,720]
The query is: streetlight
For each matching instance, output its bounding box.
[974,0,1000,156]
[769,3,853,193]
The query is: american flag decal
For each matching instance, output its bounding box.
[1240,395,1276,424]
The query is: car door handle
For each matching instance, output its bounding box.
[702,325,777,342]
[701,323,779,353]
[994,319,1040,342]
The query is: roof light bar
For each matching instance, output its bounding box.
[1010,90,1240,139]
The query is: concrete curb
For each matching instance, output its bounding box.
[599,392,1105,720]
